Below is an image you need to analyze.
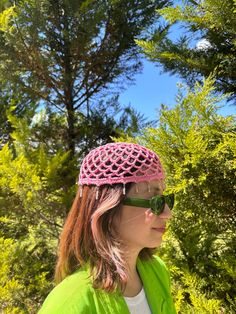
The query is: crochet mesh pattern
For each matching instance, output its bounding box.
[78,142,165,186]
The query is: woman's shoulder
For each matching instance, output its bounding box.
[38,266,95,314]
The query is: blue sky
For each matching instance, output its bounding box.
[118,59,235,122]
[117,13,235,121]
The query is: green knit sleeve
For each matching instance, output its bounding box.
[38,285,96,313]
[37,269,96,314]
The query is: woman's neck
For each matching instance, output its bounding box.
[123,249,143,297]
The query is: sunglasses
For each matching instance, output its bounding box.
[122,193,174,215]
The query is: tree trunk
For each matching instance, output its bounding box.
[63,8,75,157]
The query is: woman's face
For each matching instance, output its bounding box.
[113,180,172,252]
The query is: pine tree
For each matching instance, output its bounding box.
[0,0,169,155]
[136,0,236,101]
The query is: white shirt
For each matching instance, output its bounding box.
[124,287,152,314]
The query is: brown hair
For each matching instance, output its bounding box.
[55,183,156,293]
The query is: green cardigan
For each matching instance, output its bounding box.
[38,255,176,314]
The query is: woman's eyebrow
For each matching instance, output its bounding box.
[153,187,161,193]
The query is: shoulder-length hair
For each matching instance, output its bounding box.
[55,183,156,293]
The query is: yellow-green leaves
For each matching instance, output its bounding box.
[0,144,42,196]
[0,237,24,314]
[0,5,16,32]
[157,6,184,24]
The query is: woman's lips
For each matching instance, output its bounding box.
[152,227,166,232]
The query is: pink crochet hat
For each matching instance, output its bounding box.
[78,142,165,188]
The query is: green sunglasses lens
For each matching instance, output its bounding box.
[150,196,165,215]
[150,194,175,215]
[165,194,174,210]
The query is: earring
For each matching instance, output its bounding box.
[147,182,151,193]
[79,186,83,198]
[96,186,99,200]
[123,183,126,195]
[135,183,139,193]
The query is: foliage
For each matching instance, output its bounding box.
[0,230,55,313]
[0,80,37,149]
[0,0,169,154]
[0,4,16,32]
[0,108,76,312]
[117,76,236,313]
[136,0,236,101]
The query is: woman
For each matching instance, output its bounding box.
[38,142,176,314]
